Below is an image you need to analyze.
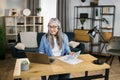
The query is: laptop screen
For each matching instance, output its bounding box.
[26,52,55,64]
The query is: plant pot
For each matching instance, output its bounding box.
[37,13,41,16]
[21,60,29,71]
[21,63,29,71]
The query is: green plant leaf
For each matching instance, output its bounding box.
[36,7,42,12]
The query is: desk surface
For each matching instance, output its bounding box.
[13,54,110,79]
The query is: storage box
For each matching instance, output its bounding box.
[74,29,90,42]
[101,32,112,42]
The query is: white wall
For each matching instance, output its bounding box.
[0,0,6,16]
[40,0,57,32]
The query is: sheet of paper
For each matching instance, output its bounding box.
[58,55,83,65]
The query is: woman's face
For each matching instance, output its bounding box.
[48,22,58,36]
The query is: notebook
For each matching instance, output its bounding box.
[25,52,55,64]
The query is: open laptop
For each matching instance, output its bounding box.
[25,52,55,64]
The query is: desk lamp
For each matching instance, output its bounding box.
[88,26,105,65]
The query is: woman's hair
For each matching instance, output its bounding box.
[46,18,63,49]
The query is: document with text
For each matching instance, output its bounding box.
[58,55,83,65]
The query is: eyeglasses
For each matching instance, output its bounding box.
[49,25,58,28]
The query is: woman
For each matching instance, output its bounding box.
[39,18,73,80]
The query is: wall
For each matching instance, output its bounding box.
[0,0,26,16]
[40,0,57,32]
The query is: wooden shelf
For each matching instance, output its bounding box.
[6,34,17,35]
[4,16,44,48]
[101,27,113,30]
[74,5,115,54]
[91,43,100,46]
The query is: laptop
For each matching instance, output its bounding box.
[25,52,55,64]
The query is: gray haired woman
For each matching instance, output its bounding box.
[39,18,74,80]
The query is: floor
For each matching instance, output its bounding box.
[0,52,120,80]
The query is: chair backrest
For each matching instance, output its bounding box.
[106,37,120,50]
[37,33,45,47]
[64,32,75,41]
[106,36,120,56]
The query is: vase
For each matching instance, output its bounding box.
[95,8,99,19]
[37,13,41,16]
[80,19,86,30]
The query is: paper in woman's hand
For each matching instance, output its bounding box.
[72,51,81,59]
[58,51,83,65]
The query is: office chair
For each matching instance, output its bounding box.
[105,36,120,65]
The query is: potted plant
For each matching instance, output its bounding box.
[101,18,111,28]
[21,60,29,71]
[101,18,109,24]
[36,7,42,16]
[102,18,112,29]
[0,26,5,60]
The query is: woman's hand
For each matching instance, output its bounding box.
[69,52,74,55]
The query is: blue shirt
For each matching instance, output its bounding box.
[39,33,71,56]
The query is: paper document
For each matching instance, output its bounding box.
[58,51,83,65]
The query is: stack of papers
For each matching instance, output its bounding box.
[58,51,83,65]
